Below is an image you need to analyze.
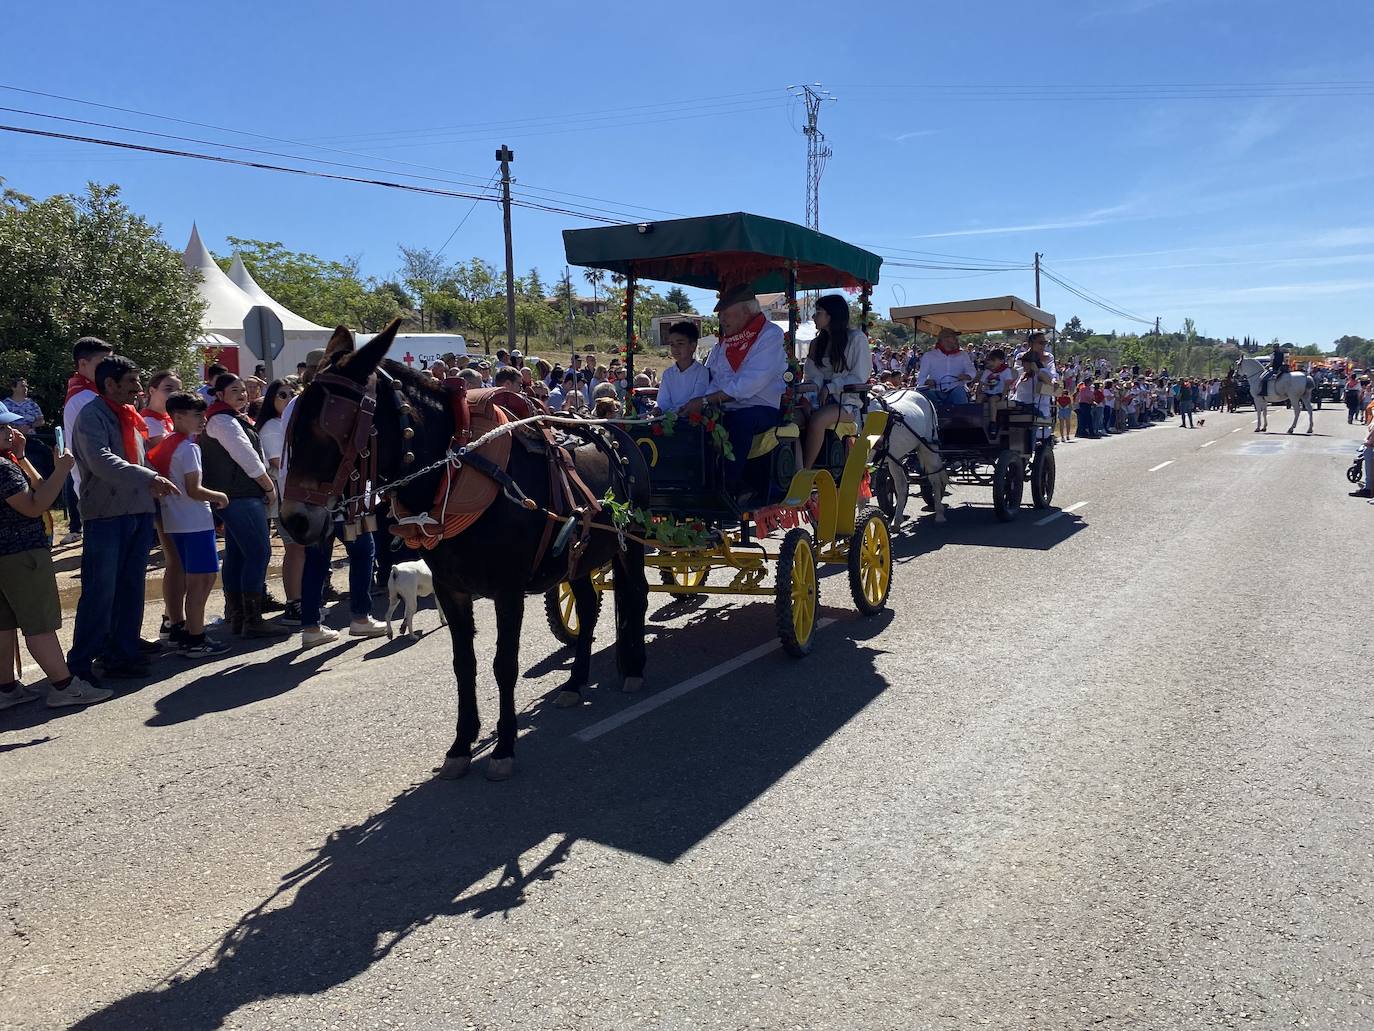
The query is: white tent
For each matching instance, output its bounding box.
[181,225,334,377]
[227,254,331,333]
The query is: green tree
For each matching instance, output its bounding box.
[582,267,606,304]
[664,286,695,313]
[0,181,203,411]
[397,245,453,330]
[223,237,401,330]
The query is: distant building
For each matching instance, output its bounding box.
[547,295,608,317]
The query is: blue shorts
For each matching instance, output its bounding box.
[170,529,221,575]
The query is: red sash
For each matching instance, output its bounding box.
[722,312,767,372]
[147,432,188,480]
[140,408,173,434]
[65,374,97,405]
[101,397,149,463]
[206,399,249,427]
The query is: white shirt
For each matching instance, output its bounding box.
[63,387,97,493]
[279,396,297,485]
[803,328,873,396]
[704,319,788,410]
[980,365,1016,396]
[258,416,286,492]
[204,410,267,480]
[916,348,977,389]
[655,360,711,413]
[159,439,216,534]
[144,416,168,440]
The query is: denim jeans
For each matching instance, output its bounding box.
[1103,405,1115,432]
[721,405,781,482]
[67,512,154,676]
[64,474,82,534]
[1091,406,1105,434]
[1077,403,1096,437]
[218,496,271,595]
[300,526,376,627]
[1364,448,1374,490]
[922,385,970,405]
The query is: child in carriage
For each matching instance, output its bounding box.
[653,320,710,415]
[979,347,1015,433]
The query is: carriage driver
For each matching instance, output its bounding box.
[686,283,788,491]
[916,328,976,403]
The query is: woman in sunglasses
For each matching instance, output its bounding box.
[255,379,304,626]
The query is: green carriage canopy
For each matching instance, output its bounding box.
[563,212,882,293]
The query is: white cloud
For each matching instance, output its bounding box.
[889,129,940,143]
[908,203,1140,240]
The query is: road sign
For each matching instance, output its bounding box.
[242,305,286,382]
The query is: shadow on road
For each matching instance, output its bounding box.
[70,607,891,1031]
[891,508,1086,560]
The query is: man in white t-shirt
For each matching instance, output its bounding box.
[916,329,976,403]
[60,336,115,544]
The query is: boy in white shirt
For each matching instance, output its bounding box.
[654,321,711,414]
[146,392,231,658]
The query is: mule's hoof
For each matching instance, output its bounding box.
[435,755,471,780]
[554,689,583,708]
[485,757,514,781]
[622,676,645,694]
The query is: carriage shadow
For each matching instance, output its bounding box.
[890,509,1086,560]
[70,614,891,1031]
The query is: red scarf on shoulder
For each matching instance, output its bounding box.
[140,408,173,434]
[146,432,188,479]
[65,373,97,404]
[722,312,768,372]
[206,399,250,427]
[101,396,149,463]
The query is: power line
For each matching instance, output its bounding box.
[1038,264,1154,325]
[0,123,625,223]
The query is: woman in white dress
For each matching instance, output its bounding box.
[254,379,304,624]
[800,293,874,468]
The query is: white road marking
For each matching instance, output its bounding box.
[1200,440,1217,448]
[1148,461,1174,472]
[574,618,837,743]
[1034,501,1088,526]
[1231,428,1243,434]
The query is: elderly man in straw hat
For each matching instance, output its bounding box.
[684,284,788,492]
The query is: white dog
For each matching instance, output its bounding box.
[385,561,446,639]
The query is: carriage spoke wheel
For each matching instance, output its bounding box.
[1031,443,1057,510]
[991,449,1024,522]
[775,528,819,657]
[847,508,892,615]
[544,581,601,646]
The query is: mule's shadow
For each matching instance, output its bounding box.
[71,608,892,1031]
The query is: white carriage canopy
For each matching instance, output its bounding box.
[889,296,1056,335]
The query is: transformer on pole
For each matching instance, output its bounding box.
[787,84,835,231]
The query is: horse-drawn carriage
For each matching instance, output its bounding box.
[546,211,894,656]
[873,296,1058,524]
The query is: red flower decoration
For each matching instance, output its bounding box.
[688,411,702,426]
[704,419,716,432]
[651,424,664,437]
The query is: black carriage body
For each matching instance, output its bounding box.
[925,402,1050,485]
[620,421,730,514]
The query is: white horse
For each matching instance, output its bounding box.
[869,388,949,524]
[1238,356,1315,434]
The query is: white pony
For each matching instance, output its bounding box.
[1238,356,1314,434]
[869,388,949,524]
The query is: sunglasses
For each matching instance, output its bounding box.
[276,391,292,399]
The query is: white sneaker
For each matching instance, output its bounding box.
[46,677,113,708]
[348,617,388,639]
[59,532,82,546]
[301,626,340,649]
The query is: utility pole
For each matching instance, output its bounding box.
[787,84,836,231]
[497,145,517,351]
[1154,316,1161,336]
[1033,252,1042,307]
[562,266,575,363]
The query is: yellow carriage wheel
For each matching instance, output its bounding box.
[544,580,601,646]
[775,528,819,657]
[660,565,709,593]
[847,508,892,615]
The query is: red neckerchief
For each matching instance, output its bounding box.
[937,341,961,355]
[100,396,148,462]
[206,399,252,429]
[65,373,97,404]
[722,312,767,372]
[140,408,173,434]
[146,432,189,479]
[985,362,1008,379]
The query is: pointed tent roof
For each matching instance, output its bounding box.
[182,224,257,334]
[227,253,330,332]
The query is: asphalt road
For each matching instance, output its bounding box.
[3,407,1371,1031]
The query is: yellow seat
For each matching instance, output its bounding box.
[834,419,859,439]
[747,422,800,460]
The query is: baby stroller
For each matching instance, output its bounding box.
[1348,446,1367,485]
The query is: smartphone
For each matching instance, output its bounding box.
[54,427,65,454]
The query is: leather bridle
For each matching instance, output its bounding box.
[282,369,381,529]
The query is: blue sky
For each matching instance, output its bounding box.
[4,0,1372,346]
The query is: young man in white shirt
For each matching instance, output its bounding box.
[654,321,711,414]
[60,337,114,544]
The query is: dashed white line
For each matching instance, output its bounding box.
[1148,460,1174,472]
[574,618,837,743]
[1200,440,1218,448]
[1231,428,1243,434]
[1034,501,1088,526]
